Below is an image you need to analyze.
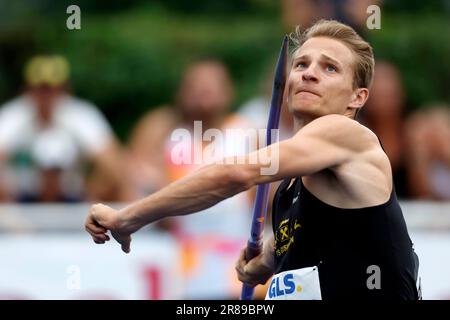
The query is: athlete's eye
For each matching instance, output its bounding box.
[326,65,337,72]
[296,62,307,69]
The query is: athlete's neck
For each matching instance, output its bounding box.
[293,116,315,132]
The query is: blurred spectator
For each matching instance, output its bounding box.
[128,59,252,198]
[359,61,409,198]
[281,0,322,31]
[238,68,293,142]
[0,55,131,202]
[404,105,450,200]
[127,59,254,299]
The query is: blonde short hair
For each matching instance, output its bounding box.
[291,19,375,89]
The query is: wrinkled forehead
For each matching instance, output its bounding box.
[293,37,355,69]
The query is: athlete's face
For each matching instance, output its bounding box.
[287,37,368,119]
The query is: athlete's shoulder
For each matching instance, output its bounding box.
[300,114,380,152]
[304,114,367,131]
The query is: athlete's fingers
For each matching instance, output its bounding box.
[112,231,131,254]
[121,237,131,254]
[86,228,110,244]
[238,248,247,268]
[237,271,257,288]
[94,234,108,242]
[235,248,259,287]
[85,227,107,240]
[93,238,105,244]
[90,203,115,229]
[235,249,245,272]
[236,248,248,278]
[86,222,107,234]
[85,213,107,234]
[85,227,106,238]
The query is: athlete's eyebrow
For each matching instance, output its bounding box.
[293,53,343,69]
[320,54,343,69]
[292,52,308,62]
[291,54,309,66]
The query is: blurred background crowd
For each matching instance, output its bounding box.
[0,0,449,204]
[0,0,449,299]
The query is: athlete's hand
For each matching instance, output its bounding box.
[235,242,275,287]
[85,203,134,254]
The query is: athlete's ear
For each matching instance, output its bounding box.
[348,88,369,110]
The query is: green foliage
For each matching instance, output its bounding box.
[0,2,448,140]
[368,13,450,111]
[14,6,282,139]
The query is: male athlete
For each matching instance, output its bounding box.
[85,20,419,300]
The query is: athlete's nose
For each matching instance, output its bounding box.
[302,65,319,83]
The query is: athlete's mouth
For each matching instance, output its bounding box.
[296,89,321,97]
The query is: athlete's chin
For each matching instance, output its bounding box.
[290,102,321,115]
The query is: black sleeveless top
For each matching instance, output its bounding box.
[271,171,419,300]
